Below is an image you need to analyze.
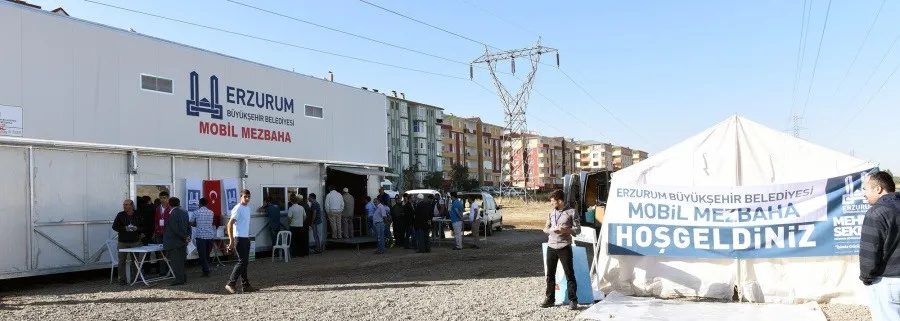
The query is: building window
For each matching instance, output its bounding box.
[140,74,173,94]
[449,145,454,152]
[262,186,309,211]
[305,105,324,118]
[413,121,422,133]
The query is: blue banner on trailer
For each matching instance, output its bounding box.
[604,168,877,259]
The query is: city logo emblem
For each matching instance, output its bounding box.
[185,71,224,119]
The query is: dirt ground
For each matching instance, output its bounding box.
[0,199,872,320]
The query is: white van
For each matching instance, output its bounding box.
[457,192,503,235]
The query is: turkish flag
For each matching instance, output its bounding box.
[203,180,223,226]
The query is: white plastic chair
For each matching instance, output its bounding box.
[106,240,119,284]
[272,230,292,262]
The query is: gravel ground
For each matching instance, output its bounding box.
[0,200,873,320]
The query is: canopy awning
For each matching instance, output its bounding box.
[329,166,398,177]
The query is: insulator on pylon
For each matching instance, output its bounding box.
[470,64,474,80]
[511,58,516,74]
[556,53,560,67]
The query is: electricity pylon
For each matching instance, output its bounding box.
[471,38,558,203]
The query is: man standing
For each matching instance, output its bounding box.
[112,199,143,285]
[365,196,375,235]
[325,186,345,239]
[226,189,258,294]
[308,193,324,253]
[391,194,407,249]
[262,197,282,247]
[414,194,432,253]
[153,191,172,276]
[449,192,464,250]
[287,195,306,258]
[540,189,581,310]
[163,197,191,286]
[190,198,215,277]
[469,198,482,250]
[404,194,416,249]
[859,171,900,320]
[341,188,355,239]
[372,197,389,254]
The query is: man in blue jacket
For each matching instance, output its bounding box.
[859,171,900,321]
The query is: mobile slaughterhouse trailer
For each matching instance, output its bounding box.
[0,2,391,279]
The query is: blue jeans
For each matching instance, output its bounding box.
[374,222,386,253]
[195,238,212,274]
[867,277,900,321]
[383,222,393,242]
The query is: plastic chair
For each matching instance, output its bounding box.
[272,230,292,262]
[106,240,119,284]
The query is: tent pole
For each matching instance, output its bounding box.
[734,117,744,302]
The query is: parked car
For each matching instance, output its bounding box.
[480,186,501,196]
[456,192,503,235]
[501,187,525,196]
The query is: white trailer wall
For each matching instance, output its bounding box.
[31,148,126,270]
[245,161,321,247]
[0,146,29,273]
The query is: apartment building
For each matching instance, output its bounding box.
[612,146,634,170]
[507,133,578,190]
[633,149,649,164]
[441,115,504,187]
[386,95,443,188]
[578,141,615,171]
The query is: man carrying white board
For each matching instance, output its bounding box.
[541,189,581,310]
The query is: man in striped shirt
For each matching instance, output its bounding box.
[190,198,216,277]
[859,171,900,321]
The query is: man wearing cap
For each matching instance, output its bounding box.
[341,188,355,239]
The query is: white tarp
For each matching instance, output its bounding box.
[596,115,876,304]
[577,291,827,321]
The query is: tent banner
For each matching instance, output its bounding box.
[606,168,877,259]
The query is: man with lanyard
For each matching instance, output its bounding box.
[449,192,464,250]
[540,189,581,310]
[153,191,172,277]
[225,189,258,294]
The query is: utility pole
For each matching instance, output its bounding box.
[471,38,558,203]
[791,113,804,138]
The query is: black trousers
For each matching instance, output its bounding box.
[392,222,407,247]
[415,227,431,252]
[167,246,187,283]
[545,245,577,300]
[290,227,304,257]
[228,237,251,287]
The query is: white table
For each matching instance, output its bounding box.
[119,244,175,286]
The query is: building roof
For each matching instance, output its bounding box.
[50,7,68,16]
[6,0,40,9]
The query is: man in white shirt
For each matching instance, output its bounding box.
[469,198,482,249]
[225,189,258,294]
[324,186,345,239]
[287,195,306,258]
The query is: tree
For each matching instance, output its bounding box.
[401,167,419,191]
[449,164,480,191]
[423,171,444,190]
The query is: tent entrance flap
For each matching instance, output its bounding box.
[329,166,398,177]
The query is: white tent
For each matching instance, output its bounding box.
[596,115,877,304]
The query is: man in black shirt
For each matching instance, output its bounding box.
[414,194,433,253]
[112,199,143,285]
[859,170,900,320]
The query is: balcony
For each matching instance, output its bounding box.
[415,148,428,155]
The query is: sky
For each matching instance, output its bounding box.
[22,0,900,172]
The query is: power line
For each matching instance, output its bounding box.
[832,58,900,139]
[787,0,810,132]
[840,31,900,110]
[797,0,833,120]
[84,0,467,80]
[470,80,569,137]
[354,0,639,145]
[828,0,886,101]
[356,0,500,51]
[458,0,539,38]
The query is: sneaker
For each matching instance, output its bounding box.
[568,299,579,310]
[540,297,554,308]
[225,284,236,294]
[243,285,259,293]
